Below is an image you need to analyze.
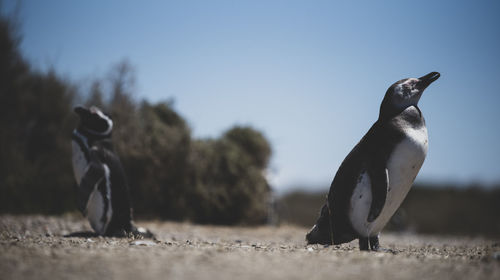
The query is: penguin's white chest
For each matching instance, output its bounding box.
[72,140,88,185]
[85,164,113,235]
[71,140,113,235]
[349,125,428,237]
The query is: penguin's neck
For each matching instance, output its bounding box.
[73,128,113,150]
[382,106,425,131]
[379,105,424,125]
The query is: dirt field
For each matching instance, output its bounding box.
[1,215,499,280]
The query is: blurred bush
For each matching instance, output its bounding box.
[0,14,271,225]
[392,184,500,237]
[277,184,500,237]
[185,127,271,224]
[0,15,77,214]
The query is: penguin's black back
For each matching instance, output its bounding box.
[90,138,133,235]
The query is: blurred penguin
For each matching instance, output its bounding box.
[71,105,153,238]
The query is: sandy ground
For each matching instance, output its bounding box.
[1,215,499,280]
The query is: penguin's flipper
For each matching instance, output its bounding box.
[77,161,105,214]
[367,165,389,222]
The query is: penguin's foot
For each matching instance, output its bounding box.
[105,226,155,239]
[129,226,155,240]
[369,235,398,255]
[359,237,369,251]
[369,236,380,251]
[359,236,382,251]
[368,236,398,254]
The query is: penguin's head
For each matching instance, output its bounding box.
[74,105,113,137]
[306,204,332,245]
[380,72,440,119]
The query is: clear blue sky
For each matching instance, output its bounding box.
[7,0,500,192]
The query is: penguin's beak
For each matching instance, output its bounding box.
[417,72,440,91]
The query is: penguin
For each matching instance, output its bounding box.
[306,72,440,251]
[71,105,153,238]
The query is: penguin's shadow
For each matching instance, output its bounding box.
[63,229,156,239]
[63,231,99,238]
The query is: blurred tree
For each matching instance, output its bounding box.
[124,101,192,220]
[186,127,272,224]
[0,15,76,214]
[223,126,271,169]
[0,13,273,225]
[84,80,105,109]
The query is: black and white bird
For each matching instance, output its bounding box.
[306,72,440,251]
[71,105,152,237]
